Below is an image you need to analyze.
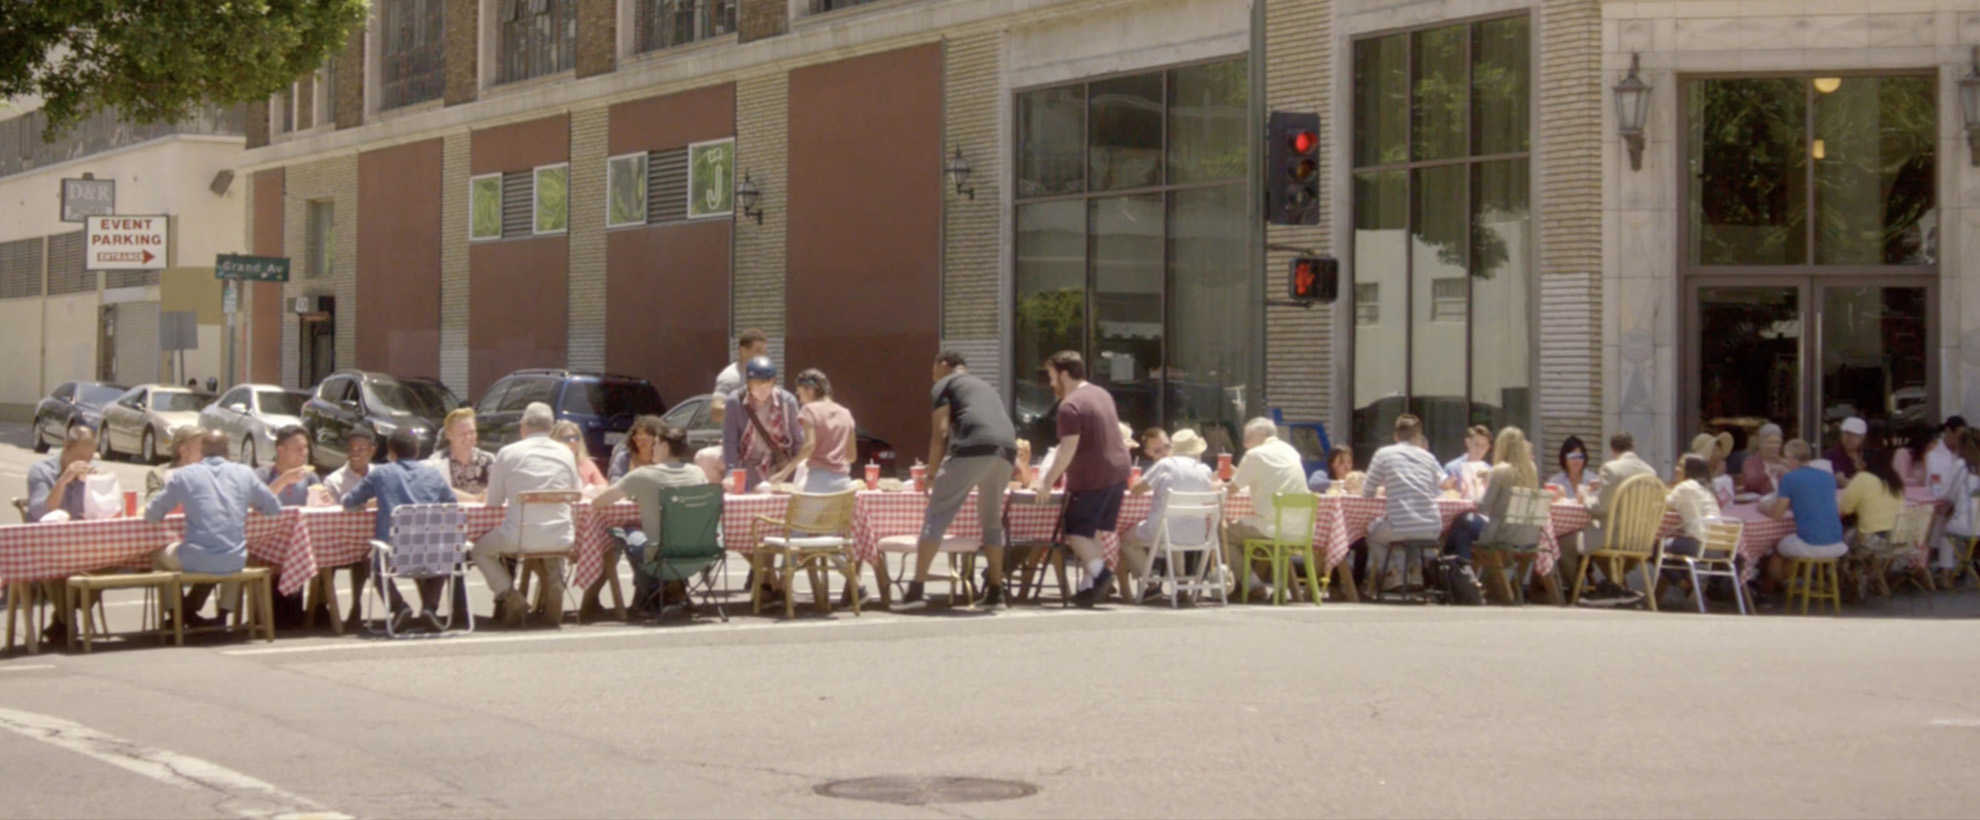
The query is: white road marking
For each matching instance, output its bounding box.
[0,707,349,819]
[0,664,57,672]
[1929,718,1980,727]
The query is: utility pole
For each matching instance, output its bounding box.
[1247,0,1267,412]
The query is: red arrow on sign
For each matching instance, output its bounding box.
[141,249,154,265]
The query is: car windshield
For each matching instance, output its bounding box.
[80,385,125,405]
[562,381,663,417]
[364,379,460,418]
[255,390,304,416]
[153,391,208,413]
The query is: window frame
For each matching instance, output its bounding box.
[605,151,649,228]
[495,0,579,86]
[1345,12,1536,457]
[377,0,447,112]
[306,199,335,278]
[1675,69,1939,279]
[533,162,570,235]
[469,173,505,241]
[1008,56,1256,435]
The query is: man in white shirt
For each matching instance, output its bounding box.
[1223,417,1313,595]
[1363,414,1445,591]
[1120,428,1216,602]
[319,425,377,628]
[472,402,584,627]
[708,328,768,428]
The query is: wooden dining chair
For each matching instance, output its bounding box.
[1570,474,1667,610]
[513,490,585,624]
[751,490,859,618]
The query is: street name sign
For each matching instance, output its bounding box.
[60,178,115,222]
[84,215,168,270]
[215,254,291,282]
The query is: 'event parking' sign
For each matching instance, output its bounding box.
[85,215,169,270]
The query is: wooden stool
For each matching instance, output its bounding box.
[174,568,275,642]
[65,572,181,652]
[303,563,363,635]
[1784,558,1841,615]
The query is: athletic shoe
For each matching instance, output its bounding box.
[499,590,529,628]
[1138,584,1168,605]
[418,609,445,633]
[389,608,413,635]
[973,584,1006,609]
[895,581,929,611]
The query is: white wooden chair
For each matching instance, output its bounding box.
[1137,490,1229,607]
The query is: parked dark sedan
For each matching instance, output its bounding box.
[659,393,898,478]
[473,370,664,471]
[301,370,462,470]
[32,381,128,453]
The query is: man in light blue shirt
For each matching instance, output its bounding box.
[147,430,283,625]
[343,429,459,631]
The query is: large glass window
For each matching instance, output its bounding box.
[1012,58,1255,451]
[1350,16,1530,460]
[1688,75,1936,268]
[496,0,577,85]
[636,0,735,52]
[379,0,445,110]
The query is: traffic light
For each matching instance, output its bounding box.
[1288,255,1338,303]
[1267,111,1321,226]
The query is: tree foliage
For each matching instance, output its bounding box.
[0,0,367,138]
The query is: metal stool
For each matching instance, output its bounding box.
[1372,540,1442,603]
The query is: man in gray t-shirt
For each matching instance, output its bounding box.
[897,351,1018,610]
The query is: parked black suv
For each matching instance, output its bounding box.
[32,381,128,453]
[301,370,463,470]
[474,370,665,471]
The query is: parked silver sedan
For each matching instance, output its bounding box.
[198,383,309,468]
[98,384,214,464]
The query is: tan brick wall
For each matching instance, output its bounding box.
[1537,0,1602,454]
[738,0,787,44]
[279,155,360,389]
[568,106,609,369]
[576,0,617,79]
[336,23,366,130]
[940,33,1001,342]
[445,0,479,106]
[733,72,788,340]
[1265,0,1332,423]
[440,132,471,395]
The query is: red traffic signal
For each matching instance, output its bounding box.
[1268,112,1321,226]
[1288,255,1338,303]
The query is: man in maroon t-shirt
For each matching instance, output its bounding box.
[1029,350,1131,606]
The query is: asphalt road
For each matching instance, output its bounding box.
[2,423,1979,818]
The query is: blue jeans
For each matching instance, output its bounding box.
[620,529,659,604]
[1446,514,1485,562]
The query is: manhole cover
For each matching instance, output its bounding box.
[815,776,1039,806]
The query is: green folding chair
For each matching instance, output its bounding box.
[630,483,727,621]
[1238,492,1324,605]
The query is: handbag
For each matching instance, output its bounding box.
[742,398,794,476]
[82,473,122,520]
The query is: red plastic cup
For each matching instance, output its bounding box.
[911,464,927,493]
[864,463,880,490]
[122,490,137,518]
[1129,466,1142,486]
[1217,453,1234,481]
[730,469,748,495]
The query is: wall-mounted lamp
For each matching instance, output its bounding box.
[736,172,763,224]
[1613,53,1651,172]
[1960,46,1980,166]
[944,147,975,200]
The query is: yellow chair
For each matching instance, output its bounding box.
[65,572,181,652]
[1783,556,1841,615]
[1656,516,1749,614]
[1862,504,1937,603]
[751,491,860,618]
[174,567,276,642]
[1952,535,1979,591]
[1239,492,1324,605]
[1570,473,1667,610]
[1471,487,1553,606]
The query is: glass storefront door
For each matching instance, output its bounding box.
[1688,279,1933,451]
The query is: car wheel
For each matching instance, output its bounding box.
[97,425,116,461]
[244,436,258,468]
[142,428,157,465]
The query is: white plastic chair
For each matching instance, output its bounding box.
[1139,490,1230,607]
[367,503,473,638]
[1656,516,1747,615]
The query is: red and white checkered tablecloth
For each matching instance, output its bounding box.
[0,509,311,593]
[849,490,1124,564]
[298,503,628,594]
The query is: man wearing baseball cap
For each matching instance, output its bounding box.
[1824,416,1870,489]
